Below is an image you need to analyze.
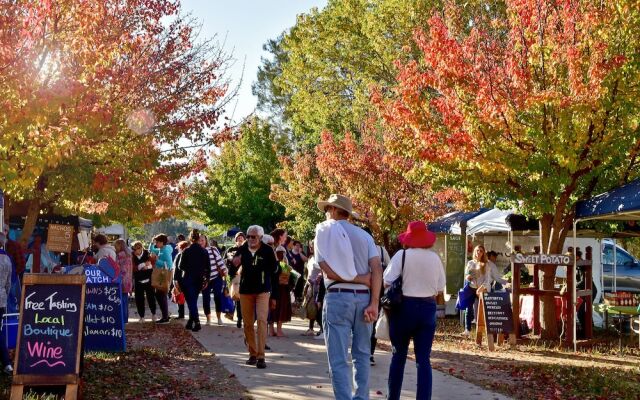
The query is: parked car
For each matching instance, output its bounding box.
[601,239,640,293]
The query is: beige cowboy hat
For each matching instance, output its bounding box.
[317,194,354,215]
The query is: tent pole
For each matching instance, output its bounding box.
[613,238,617,293]
[573,220,578,352]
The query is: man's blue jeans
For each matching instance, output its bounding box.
[388,297,437,400]
[323,291,372,400]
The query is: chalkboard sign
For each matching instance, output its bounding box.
[46,224,74,253]
[446,234,465,294]
[12,274,86,400]
[482,291,513,334]
[83,263,126,352]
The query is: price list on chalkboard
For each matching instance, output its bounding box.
[16,277,85,377]
[482,292,514,334]
[83,266,126,352]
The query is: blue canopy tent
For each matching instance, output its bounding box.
[575,178,640,221]
[429,208,490,234]
[571,178,640,351]
[225,226,242,238]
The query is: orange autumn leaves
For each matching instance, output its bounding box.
[0,0,229,227]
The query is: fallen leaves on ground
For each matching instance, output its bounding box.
[0,322,251,400]
[378,318,640,400]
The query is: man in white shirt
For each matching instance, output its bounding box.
[314,194,382,400]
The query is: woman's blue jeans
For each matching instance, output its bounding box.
[387,297,437,400]
[202,275,224,316]
[465,294,478,331]
[183,276,201,321]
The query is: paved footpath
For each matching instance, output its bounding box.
[189,314,512,400]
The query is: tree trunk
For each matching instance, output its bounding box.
[19,176,48,246]
[539,215,558,338]
[538,211,574,339]
[20,199,41,246]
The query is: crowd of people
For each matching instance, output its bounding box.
[0,191,481,399]
[86,193,453,399]
[83,192,452,398]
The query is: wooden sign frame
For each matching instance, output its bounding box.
[475,290,516,351]
[11,274,87,400]
[46,223,74,253]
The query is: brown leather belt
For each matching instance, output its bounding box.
[327,288,370,294]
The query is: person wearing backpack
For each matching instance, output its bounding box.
[383,221,445,400]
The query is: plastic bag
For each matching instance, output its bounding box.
[375,311,390,340]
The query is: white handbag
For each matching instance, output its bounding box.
[375,311,390,340]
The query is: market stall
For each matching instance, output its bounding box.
[9,214,93,271]
[574,178,640,350]
[464,208,597,345]
[429,208,489,299]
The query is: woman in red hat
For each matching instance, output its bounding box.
[383,221,445,400]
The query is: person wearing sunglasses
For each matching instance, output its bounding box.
[232,225,278,369]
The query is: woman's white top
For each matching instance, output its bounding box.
[466,260,506,289]
[383,248,445,298]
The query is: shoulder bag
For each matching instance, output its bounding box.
[151,257,173,293]
[380,249,406,312]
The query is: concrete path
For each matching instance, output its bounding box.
[188,313,512,400]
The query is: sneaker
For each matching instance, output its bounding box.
[256,359,267,369]
[3,365,13,375]
[246,356,257,365]
[314,332,325,340]
[138,317,144,323]
[302,329,315,336]
[370,356,376,366]
[151,314,157,322]
[192,322,202,332]
[156,318,170,325]
[206,316,211,326]
[217,319,223,326]
[462,329,471,337]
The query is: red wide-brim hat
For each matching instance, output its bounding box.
[398,221,436,248]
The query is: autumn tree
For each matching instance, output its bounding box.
[188,118,286,233]
[314,129,462,248]
[0,0,231,242]
[263,0,459,238]
[377,0,640,337]
[270,152,328,241]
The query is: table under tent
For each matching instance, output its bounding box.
[574,178,640,350]
[463,208,603,345]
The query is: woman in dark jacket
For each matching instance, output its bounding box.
[131,241,156,322]
[177,229,210,332]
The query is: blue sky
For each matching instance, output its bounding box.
[181,0,327,124]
